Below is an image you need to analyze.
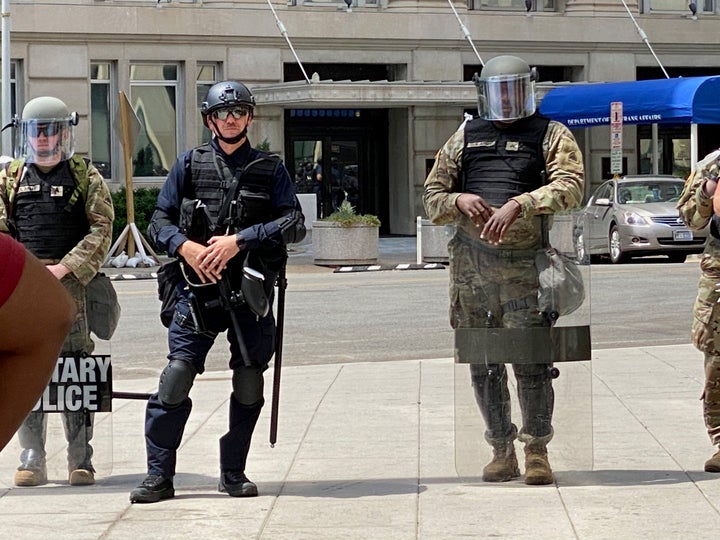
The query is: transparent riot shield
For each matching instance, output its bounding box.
[454,212,592,479]
[0,341,114,487]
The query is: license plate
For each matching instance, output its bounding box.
[673,230,693,241]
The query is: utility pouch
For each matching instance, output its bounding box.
[187,282,227,333]
[241,264,269,318]
[157,260,184,328]
[180,198,214,243]
[86,272,121,340]
[236,190,271,225]
[181,261,231,333]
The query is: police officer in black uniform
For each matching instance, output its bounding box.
[130,81,305,503]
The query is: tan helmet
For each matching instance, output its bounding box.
[473,55,537,122]
[16,96,78,165]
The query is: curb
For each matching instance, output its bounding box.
[333,262,446,273]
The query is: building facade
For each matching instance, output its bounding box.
[4,0,719,234]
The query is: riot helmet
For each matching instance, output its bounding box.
[474,55,537,122]
[15,96,78,166]
[201,81,255,128]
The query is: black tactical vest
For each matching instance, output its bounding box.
[461,114,550,206]
[12,163,89,259]
[189,144,279,233]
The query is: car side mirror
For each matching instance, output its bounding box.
[594,198,612,206]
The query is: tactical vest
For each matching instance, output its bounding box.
[711,215,720,240]
[189,144,279,234]
[461,114,550,206]
[12,162,89,259]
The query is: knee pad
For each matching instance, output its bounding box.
[158,360,197,407]
[232,367,264,406]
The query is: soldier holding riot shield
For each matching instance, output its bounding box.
[130,81,305,503]
[423,56,584,485]
[0,96,114,487]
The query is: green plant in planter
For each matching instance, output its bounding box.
[323,200,381,227]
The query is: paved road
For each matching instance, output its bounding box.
[108,259,702,380]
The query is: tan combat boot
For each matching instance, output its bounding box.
[14,468,47,487]
[524,445,554,485]
[69,469,95,486]
[482,443,520,482]
[705,449,720,472]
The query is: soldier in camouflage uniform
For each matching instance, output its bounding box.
[0,96,114,487]
[423,56,584,485]
[677,148,720,472]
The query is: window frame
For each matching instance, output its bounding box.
[129,62,183,181]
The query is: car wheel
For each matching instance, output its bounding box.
[608,226,626,264]
[667,253,687,263]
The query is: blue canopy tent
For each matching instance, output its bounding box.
[539,76,720,171]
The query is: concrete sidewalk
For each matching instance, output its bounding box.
[1,344,719,539]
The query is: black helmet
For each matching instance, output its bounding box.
[201,81,255,126]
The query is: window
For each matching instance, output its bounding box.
[130,63,180,178]
[196,64,218,146]
[90,62,115,180]
[641,0,716,13]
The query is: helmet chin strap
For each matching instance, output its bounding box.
[210,118,247,145]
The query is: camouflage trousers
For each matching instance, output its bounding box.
[691,271,720,446]
[17,276,95,471]
[448,234,554,447]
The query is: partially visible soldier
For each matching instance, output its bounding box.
[0,96,114,486]
[0,234,76,452]
[423,55,584,485]
[677,148,720,472]
[129,80,305,503]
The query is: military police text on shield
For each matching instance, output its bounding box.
[33,355,113,413]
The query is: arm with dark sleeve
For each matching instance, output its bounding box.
[235,160,306,250]
[147,151,193,257]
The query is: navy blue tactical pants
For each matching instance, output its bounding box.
[144,292,274,478]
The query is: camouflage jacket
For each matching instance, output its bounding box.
[677,150,720,353]
[677,149,720,233]
[423,118,584,249]
[0,159,114,286]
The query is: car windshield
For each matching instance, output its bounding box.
[617,181,684,204]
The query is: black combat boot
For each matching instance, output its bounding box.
[218,470,258,497]
[129,474,175,503]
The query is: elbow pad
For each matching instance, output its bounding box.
[274,209,306,245]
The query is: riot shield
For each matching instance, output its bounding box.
[454,212,593,479]
[0,341,114,487]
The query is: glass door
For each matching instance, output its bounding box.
[290,137,360,219]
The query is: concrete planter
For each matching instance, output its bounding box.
[418,219,451,263]
[312,221,379,265]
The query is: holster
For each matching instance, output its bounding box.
[180,198,215,243]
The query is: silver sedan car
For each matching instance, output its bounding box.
[574,175,707,264]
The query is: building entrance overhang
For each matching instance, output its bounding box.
[252,79,478,108]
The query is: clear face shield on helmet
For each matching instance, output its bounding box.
[15,117,76,166]
[476,73,536,122]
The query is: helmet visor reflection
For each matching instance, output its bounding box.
[27,122,61,138]
[477,74,536,121]
[212,106,251,121]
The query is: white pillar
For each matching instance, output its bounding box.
[1,0,11,156]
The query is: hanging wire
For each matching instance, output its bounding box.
[619,0,670,79]
[446,0,484,66]
[265,0,311,84]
